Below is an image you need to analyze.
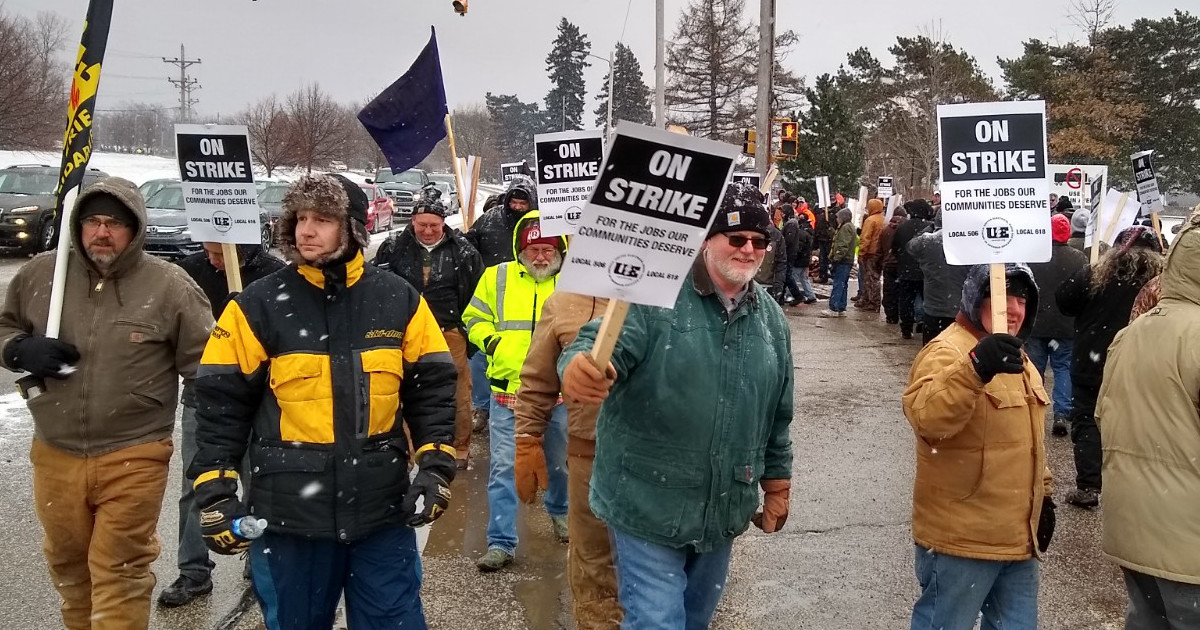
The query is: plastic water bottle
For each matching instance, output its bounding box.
[232,517,268,540]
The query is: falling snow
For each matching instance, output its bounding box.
[299,481,323,499]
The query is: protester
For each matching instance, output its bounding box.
[463,211,570,571]
[190,174,457,628]
[754,206,790,304]
[1056,225,1164,509]
[161,242,284,607]
[821,207,857,318]
[1053,196,1074,217]
[1097,215,1200,628]
[903,263,1054,630]
[856,199,886,312]
[1067,209,1109,259]
[907,227,969,344]
[0,177,213,629]
[514,292,622,629]
[1026,214,1088,438]
[559,182,793,629]
[877,205,907,325]
[783,204,817,305]
[374,198,484,470]
[814,203,835,284]
[465,175,539,435]
[892,200,936,340]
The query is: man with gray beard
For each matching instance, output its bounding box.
[462,212,571,571]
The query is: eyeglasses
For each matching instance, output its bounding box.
[724,234,769,250]
[81,217,130,231]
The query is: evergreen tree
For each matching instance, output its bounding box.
[778,74,864,202]
[594,42,653,133]
[544,18,591,131]
[665,0,757,141]
[485,92,549,165]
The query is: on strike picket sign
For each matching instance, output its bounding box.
[534,130,604,236]
[1131,150,1164,215]
[557,122,739,308]
[877,176,894,199]
[175,124,261,244]
[732,172,762,189]
[937,100,1050,264]
[500,161,528,183]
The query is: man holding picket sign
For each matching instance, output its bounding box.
[554,122,794,629]
[901,100,1056,628]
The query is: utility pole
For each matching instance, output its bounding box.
[655,0,665,129]
[755,0,775,178]
[163,44,200,122]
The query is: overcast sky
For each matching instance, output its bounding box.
[6,0,1186,119]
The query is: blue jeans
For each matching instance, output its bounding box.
[1024,337,1073,417]
[792,266,815,301]
[469,351,491,412]
[177,405,213,581]
[486,399,569,553]
[911,544,1039,630]
[829,262,852,311]
[611,528,733,630]
[250,525,425,630]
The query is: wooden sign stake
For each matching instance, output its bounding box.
[989,263,1007,334]
[221,243,243,293]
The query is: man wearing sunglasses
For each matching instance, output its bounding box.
[559,182,794,629]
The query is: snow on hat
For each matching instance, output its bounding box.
[708,182,771,239]
[518,222,559,251]
[1051,214,1071,243]
[1070,209,1091,235]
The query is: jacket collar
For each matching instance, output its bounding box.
[298,250,364,290]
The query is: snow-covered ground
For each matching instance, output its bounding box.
[0,149,183,185]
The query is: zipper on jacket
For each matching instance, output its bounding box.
[94,279,104,293]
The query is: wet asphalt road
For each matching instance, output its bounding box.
[0,249,1127,628]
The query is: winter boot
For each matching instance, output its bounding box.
[551,515,569,543]
[157,575,213,608]
[1051,415,1069,437]
[472,408,489,433]
[476,548,514,572]
[1065,487,1100,509]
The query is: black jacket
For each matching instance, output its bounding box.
[176,245,287,319]
[465,178,536,267]
[374,227,484,331]
[1028,242,1088,339]
[1056,265,1148,388]
[814,207,835,242]
[191,253,456,541]
[893,217,934,281]
[754,223,789,294]
[783,218,814,268]
[907,230,971,318]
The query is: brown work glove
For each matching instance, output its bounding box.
[751,478,791,533]
[561,354,616,405]
[514,434,548,504]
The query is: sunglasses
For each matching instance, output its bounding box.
[724,234,769,250]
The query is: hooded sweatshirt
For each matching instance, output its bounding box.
[0,177,213,456]
[465,176,538,267]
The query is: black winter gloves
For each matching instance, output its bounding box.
[969,334,1024,382]
[1038,497,1056,553]
[8,335,80,379]
[193,470,251,555]
[402,449,456,527]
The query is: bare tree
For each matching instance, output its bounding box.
[93,102,172,154]
[0,8,67,149]
[665,0,757,141]
[1067,0,1117,45]
[240,95,294,177]
[285,83,350,174]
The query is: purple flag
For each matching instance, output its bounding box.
[358,27,449,174]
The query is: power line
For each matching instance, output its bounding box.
[162,44,200,122]
[619,0,634,43]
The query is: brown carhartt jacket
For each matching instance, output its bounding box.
[514,291,607,452]
[0,177,212,456]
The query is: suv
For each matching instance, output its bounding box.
[143,184,271,259]
[0,164,108,253]
[371,167,428,219]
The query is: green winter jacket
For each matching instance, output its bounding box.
[830,221,858,263]
[560,257,794,552]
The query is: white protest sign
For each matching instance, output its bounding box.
[557,122,739,308]
[500,162,527,183]
[815,176,830,208]
[936,100,1050,264]
[877,176,894,199]
[885,194,903,222]
[1131,150,1164,215]
[174,124,261,244]
[1085,189,1139,249]
[534,130,604,236]
[732,172,762,189]
[1048,164,1107,211]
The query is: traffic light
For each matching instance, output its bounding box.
[452,0,467,16]
[779,121,799,157]
[742,128,756,156]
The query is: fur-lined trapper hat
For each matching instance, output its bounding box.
[278,174,370,266]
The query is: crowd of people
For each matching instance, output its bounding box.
[1,169,1197,630]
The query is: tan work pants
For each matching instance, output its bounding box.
[568,437,623,629]
[443,327,474,464]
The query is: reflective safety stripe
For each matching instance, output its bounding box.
[495,320,534,332]
[464,317,489,335]
[496,262,509,323]
[468,296,493,316]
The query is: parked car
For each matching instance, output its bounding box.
[143,184,270,259]
[370,167,428,219]
[359,184,396,233]
[139,178,179,203]
[329,161,348,172]
[427,173,460,215]
[0,164,108,253]
[257,183,289,244]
